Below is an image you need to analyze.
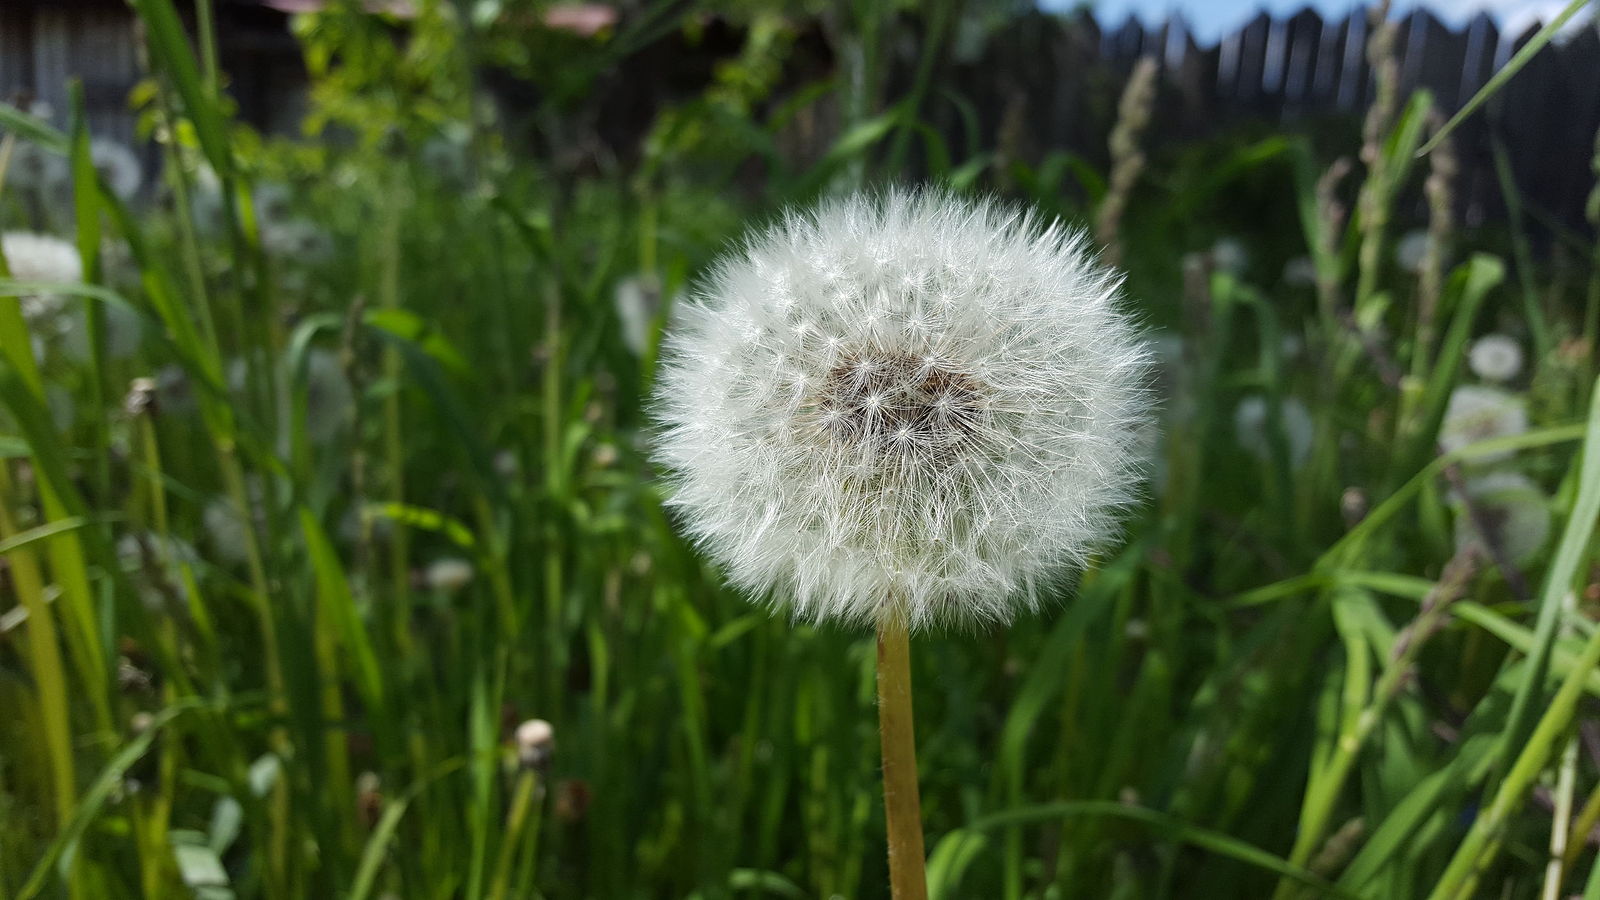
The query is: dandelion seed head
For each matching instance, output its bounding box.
[1440,384,1527,462]
[1233,394,1314,469]
[1452,471,1550,563]
[652,189,1150,631]
[90,139,143,202]
[1210,237,1247,276]
[514,718,555,770]
[1395,229,1433,274]
[614,274,663,357]
[2,231,83,326]
[301,349,354,444]
[1468,333,1523,384]
[424,557,474,594]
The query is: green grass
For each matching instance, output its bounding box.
[2,2,1599,898]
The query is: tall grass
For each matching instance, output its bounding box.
[1,2,1598,898]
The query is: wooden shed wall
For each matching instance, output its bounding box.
[0,2,141,145]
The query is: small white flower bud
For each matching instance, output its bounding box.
[425,558,474,594]
[515,718,554,770]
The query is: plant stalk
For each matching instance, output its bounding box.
[877,620,928,900]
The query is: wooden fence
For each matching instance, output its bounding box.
[1,2,1597,239]
[935,7,1600,238]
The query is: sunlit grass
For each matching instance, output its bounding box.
[1,1,1598,898]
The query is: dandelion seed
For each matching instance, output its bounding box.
[652,189,1150,631]
[1467,334,1523,384]
[425,557,474,594]
[1233,394,1314,469]
[1452,472,1550,563]
[1440,385,1527,462]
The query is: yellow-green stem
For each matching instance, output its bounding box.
[877,620,927,900]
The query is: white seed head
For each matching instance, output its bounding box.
[1209,237,1247,276]
[2,231,83,326]
[1467,333,1523,384]
[300,349,354,445]
[1452,471,1550,563]
[91,139,144,201]
[514,718,555,769]
[425,557,474,594]
[1395,229,1432,274]
[615,273,664,357]
[1440,385,1527,462]
[1233,394,1314,469]
[651,189,1150,631]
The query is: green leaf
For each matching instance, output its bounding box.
[299,508,385,718]
[19,701,206,899]
[0,101,70,154]
[127,0,234,178]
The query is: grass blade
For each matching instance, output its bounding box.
[1417,0,1593,157]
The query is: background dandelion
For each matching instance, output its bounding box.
[1440,384,1529,461]
[1,231,81,327]
[3,3,1599,898]
[1468,333,1524,383]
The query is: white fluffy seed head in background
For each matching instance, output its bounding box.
[651,189,1151,632]
[1468,333,1523,384]
[2,231,83,326]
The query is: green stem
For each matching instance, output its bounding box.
[877,620,928,900]
[1427,614,1600,900]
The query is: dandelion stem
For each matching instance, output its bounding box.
[877,619,928,900]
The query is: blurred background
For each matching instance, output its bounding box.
[1,1,1598,898]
